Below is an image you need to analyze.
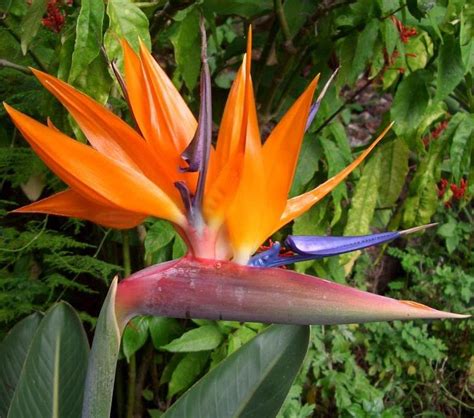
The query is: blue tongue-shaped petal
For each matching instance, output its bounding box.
[249,225,436,268]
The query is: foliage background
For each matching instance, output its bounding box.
[0,0,472,416]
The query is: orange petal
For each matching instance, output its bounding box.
[4,104,186,226]
[32,69,180,201]
[225,84,269,263]
[278,123,393,229]
[133,42,197,154]
[13,189,146,229]
[204,29,253,226]
[262,75,319,216]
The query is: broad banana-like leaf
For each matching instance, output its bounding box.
[0,312,43,417]
[163,324,310,418]
[8,302,89,418]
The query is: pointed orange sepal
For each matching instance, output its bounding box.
[262,75,320,216]
[13,189,146,229]
[278,123,394,229]
[204,27,254,227]
[4,103,186,226]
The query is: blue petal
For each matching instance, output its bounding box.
[249,225,436,268]
[305,68,338,131]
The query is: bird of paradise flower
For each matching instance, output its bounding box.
[4,23,467,418]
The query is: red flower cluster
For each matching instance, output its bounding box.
[451,179,468,200]
[438,178,468,207]
[391,16,417,44]
[423,120,449,147]
[41,0,72,33]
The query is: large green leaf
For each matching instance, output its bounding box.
[162,325,223,352]
[449,114,473,183]
[170,6,201,91]
[69,0,105,83]
[378,139,409,207]
[402,138,444,228]
[350,20,379,84]
[122,316,149,361]
[163,324,310,418]
[168,352,210,398]
[0,312,42,417]
[82,278,121,418]
[391,70,430,135]
[435,34,465,102]
[203,0,272,18]
[342,150,382,272]
[7,303,89,418]
[20,0,48,55]
[104,0,151,66]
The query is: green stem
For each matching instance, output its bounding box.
[122,230,134,418]
[122,231,131,277]
[273,0,293,46]
[126,355,136,418]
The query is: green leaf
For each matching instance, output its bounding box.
[82,278,121,418]
[68,0,105,83]
[436,34,465,102]
[402,138,444,228]
[391,70,430,135]
[227,326,257,355]
[449,114,473,183]
[342,150,382,272]
[149,317,183,349]
[378,139,409,207]
[350,20,379,84]
[104,0,151,67]
[320,135,349,226]
[0,313,42,417]
[203,0,272,18]
[170,6,201,91]
[289,134,319,197]
[145,219,176,256]
[163,325,310,418]
[162,325,223,353]
[168,352,209,398]
[20,0,48,55]
[460,9,473,71]
[282,0,318,38]
[7,303,89,418]
[122,316,149,361]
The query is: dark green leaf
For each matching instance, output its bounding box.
[7,302,89,418]
[122,316,149,361]
[170,6,201,91]
[162,325,223,353]
[163,325,310,418]
[0,313,42,417]
[168,352,209,398]
[149,317,182,349]
[20,0,48,55]
[391,70,430,135]
[436,34,465,102]
[350,20,379,84]
[203,0,272,18]
[69,0,105,83]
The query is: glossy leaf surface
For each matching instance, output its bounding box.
[0,313,42,417]
[7,303,89,418]
[163,324,310,418]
